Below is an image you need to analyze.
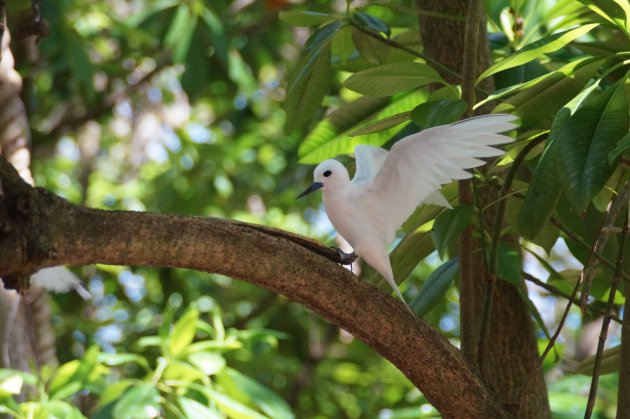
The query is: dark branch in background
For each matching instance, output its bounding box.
[585,205,629,419]
[0,156,508,418]
[458,0,485,366]
[515,182,630,407]
[522,272,621,323]
[579,178,630,310]
[478,136,546,364]
[44,55,171,140]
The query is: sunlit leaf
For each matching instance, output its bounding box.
[205,388,267,419]
[169,308,200,357]
[477,24,598,83]
[113,383,161,419]
[349,112,410,136]
[164,4,198,63]
[410,258,459,316]
[178,396,223,419]
[216,368,294,419]
[188,352,226,376]
[344,62,444,97]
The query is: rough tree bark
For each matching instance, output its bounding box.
[0,155,509,418]
[417,1,551,417]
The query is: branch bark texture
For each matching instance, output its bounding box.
[0,157,506,418]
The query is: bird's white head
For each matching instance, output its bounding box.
[297,159,350,198]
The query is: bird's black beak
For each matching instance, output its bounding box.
[297,182,324,198]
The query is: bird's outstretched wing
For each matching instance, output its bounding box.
[351,144,389,186]
[356,114,517,244]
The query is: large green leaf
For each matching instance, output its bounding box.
[349,112,410,136]
[217,368,294,419]
[285,45,332,133]
[298,90,428,163]
[344,62,444,97]
[477,23,598,83]
[517,131,563,240]
[169,308,199,357]
[178,396,223,419]
[410,99,468,128]
[164,4,197,63]
[496,241,522,286]
[577,0,630,33]
[410,258,459,316]
[431,206,474,259]
[493,57,605,126]
[113,383,161,419]
[557,77,629,212]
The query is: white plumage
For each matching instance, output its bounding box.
[299,114,518,313]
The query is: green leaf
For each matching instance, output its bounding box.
[216,368,294,419]
[350,27,389,64]
[388,221,436,286]
[0,371,25,397]
[492,57,605,126]
[279,11,333,27]
[127,0,179,27]
[99,379,136,406]
[477,24,599,84]
[352,12,391,37]
[572,345,621,375]
[496,241,521,286]
[304,21,342,54]
[577,0,630,32]
[113,383,161,419]
[97,353,150,371]
[205,388,268,419]
[410,99,468,128]
[557,78,629,212]
[332,26,354,64]
[349,112,410,136]
[608,132,630,163]
[431,206,474,259]
[298,90,428,163]
[344,62,444,97]
[285,44,332,133]
[178,396,222,419]
[188,352,226,376]
[164,4,198,63]
[49,346,100,400]
[169,308,200,357]
[410,258,459,316]
[517,132,563,240]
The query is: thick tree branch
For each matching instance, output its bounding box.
[0,156,506,418]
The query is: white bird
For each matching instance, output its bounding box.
[298,114,518,313]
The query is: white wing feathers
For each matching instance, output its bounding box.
[355,114,517,244]
[352,145,389,186]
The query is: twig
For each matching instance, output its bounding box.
[46,55,171,139]
[579,179,630,311]
[584,205,628,418]
[348,20,462,83]
[522,272,621,324]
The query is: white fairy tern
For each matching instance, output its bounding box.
[298,114,518,314]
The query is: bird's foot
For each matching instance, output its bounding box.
[333,248,358,265]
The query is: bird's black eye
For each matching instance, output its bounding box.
[323,170,332,177]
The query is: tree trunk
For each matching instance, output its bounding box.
[417,1,551,417]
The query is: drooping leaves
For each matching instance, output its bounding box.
[344,61,444,97]
[410,258,459,316]
[477,23,599,83]
[432,206,474,259]
[556,76,629,212]
[410,99,468,128]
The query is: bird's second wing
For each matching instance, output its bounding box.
[357,114,517,243]
[351,144,389,186]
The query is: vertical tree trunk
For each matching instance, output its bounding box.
[416,1,551,417]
